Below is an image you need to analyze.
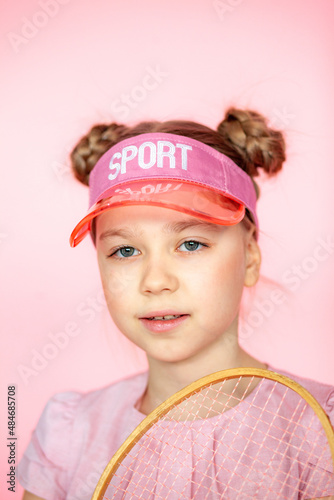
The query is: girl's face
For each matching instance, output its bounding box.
[96,205,260,365]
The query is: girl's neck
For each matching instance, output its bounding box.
[139,342,266,415]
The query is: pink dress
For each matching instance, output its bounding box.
[18,366,334,499]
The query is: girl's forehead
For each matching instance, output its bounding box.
[96,205,231,238]
[99,204,179,223]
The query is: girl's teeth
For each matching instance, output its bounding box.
[151,315,181,320]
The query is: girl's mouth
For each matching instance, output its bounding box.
[139,314,189,333]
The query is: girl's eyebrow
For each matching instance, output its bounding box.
[99,228,142,241]
[99,219,220,241]
[163,219,221,234]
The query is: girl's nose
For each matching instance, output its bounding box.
[139,255,179,295]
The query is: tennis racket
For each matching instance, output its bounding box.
[92,368,334,499]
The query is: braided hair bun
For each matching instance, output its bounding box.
[217,108,286,178]
[70,123,128,185]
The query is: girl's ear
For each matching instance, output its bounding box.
[244,229,261,287]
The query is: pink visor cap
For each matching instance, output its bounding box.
[70,133,258,247]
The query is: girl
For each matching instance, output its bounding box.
[19,108,334,499]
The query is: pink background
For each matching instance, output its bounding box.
[1,0,334,498]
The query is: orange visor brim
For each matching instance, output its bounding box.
[70,180,245,247]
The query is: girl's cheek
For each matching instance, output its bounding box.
[101,268,135,297]
[98,256,130,297]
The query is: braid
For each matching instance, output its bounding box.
[70,123,128,185]
[217,108,286,178]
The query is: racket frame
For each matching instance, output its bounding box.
[92,367,334,500]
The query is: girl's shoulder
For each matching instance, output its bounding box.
[37,370,149,454]
[18,372,148,498]
[40,370,148,418]
[53,370,148,414]
[268,365,334,418]
[39,371,149,449]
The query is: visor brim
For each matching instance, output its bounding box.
[70,180,245,247]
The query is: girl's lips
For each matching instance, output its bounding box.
[139,314,189,333]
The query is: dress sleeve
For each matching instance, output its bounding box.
[18,391,82,500]
[304,385,334,497]
[325,387,334,427]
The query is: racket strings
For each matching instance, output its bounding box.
[224,381,280,496]
[107,417,331,498]
[202,383,302,498]
[252,385,308,495]
[198,378,274,498]
[249,389,321,498]
[101,375,334,499]
[106,407,331,497]
[158,377,259,497]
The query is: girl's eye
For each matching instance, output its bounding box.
[179,240,205,252]
[111,246,139,258]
